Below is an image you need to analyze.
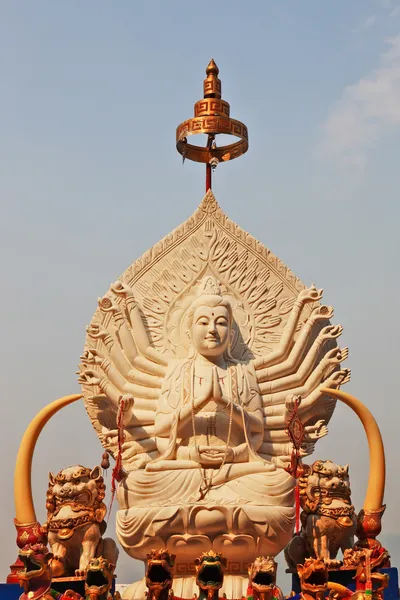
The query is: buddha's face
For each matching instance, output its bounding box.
[191,304,230,358]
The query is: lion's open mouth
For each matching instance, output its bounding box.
[55,490,92,504]
[198,561,223,587]
[253,571,275,587]
[305,570,328,588]
[86,569,109,588]
[147,562,172,584]
[311,486,349,500]
[18,554,43,577]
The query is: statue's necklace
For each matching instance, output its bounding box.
[194,374,226,386]
[191,365,234,496]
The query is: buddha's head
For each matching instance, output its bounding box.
[187,277,234,360]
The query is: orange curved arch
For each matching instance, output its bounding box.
[14,394,82,524]
[321,387,385,511]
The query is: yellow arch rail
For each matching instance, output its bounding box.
[320,388,385,512]
[14,394,82,526]
[320,387,387,546]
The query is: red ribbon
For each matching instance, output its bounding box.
[295,484,301,534]
[108,397,125,518]
[284,397,304,479]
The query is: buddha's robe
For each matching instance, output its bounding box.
[116,359,295,560]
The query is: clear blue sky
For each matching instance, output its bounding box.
[1,0,400,591]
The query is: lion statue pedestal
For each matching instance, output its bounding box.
[284,460,357,570]
[45,465,118,577]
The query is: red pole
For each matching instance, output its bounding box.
[206,163,212,192]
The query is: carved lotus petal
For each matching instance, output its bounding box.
[167,534,211,561]
[213,534,256,555]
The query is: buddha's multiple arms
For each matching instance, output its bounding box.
[259,345,349,399]
[256,285,350,463]
[77,281,168,466]
[260,418,328,457]
[79,283,166,387]
[256,320,341,384]
[259,368,350,463]
[255,290,346,396]
[253,285,324,370]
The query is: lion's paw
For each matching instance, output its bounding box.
[50,557,65,577]
[323,558,343,569]
[75,569,86,578]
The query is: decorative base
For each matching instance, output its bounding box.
[52,576,116,597]
[291,567,398,600]
[121,575,249,600]
[0,578,117,600]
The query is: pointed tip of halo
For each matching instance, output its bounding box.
[198,189,220,214]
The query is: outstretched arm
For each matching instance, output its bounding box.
[258,341,348,395]
[97,295,139,365]
[81,349,163,392]
[256,317,340,383]
[78,281,169,412]
[263,368,351,426]
[254,285,324,370]
[262,419,328,443]
[260,402,329,463]
[79,356,161,401]
[102,396,158,465]
[111,281,167,368]
[259,346,349,399]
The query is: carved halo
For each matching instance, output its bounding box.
[82,192,318,367]
[80,191,336,446]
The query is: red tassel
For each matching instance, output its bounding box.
[295,483,301,533]
[108,398,125,518]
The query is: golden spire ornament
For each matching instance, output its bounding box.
[176,59,248,191]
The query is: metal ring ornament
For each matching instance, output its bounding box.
[176,116,248,164]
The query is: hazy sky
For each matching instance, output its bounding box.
[1,0,400,593]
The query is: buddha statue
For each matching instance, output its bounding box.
[78,192,349,597]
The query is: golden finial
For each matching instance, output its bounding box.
[206,58,219,75]
[176,60,248,191]
[204,58,221,98]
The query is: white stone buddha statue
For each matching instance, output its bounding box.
[78,192,350,597]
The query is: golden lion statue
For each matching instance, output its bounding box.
[44,465,118,576]
[194,551,226,600]
[63,556,118,600]
[248,556,282,600]
[297,558,329,599]
[145,549,175,600]
[83,556,116,600]
[285,460,357,569]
